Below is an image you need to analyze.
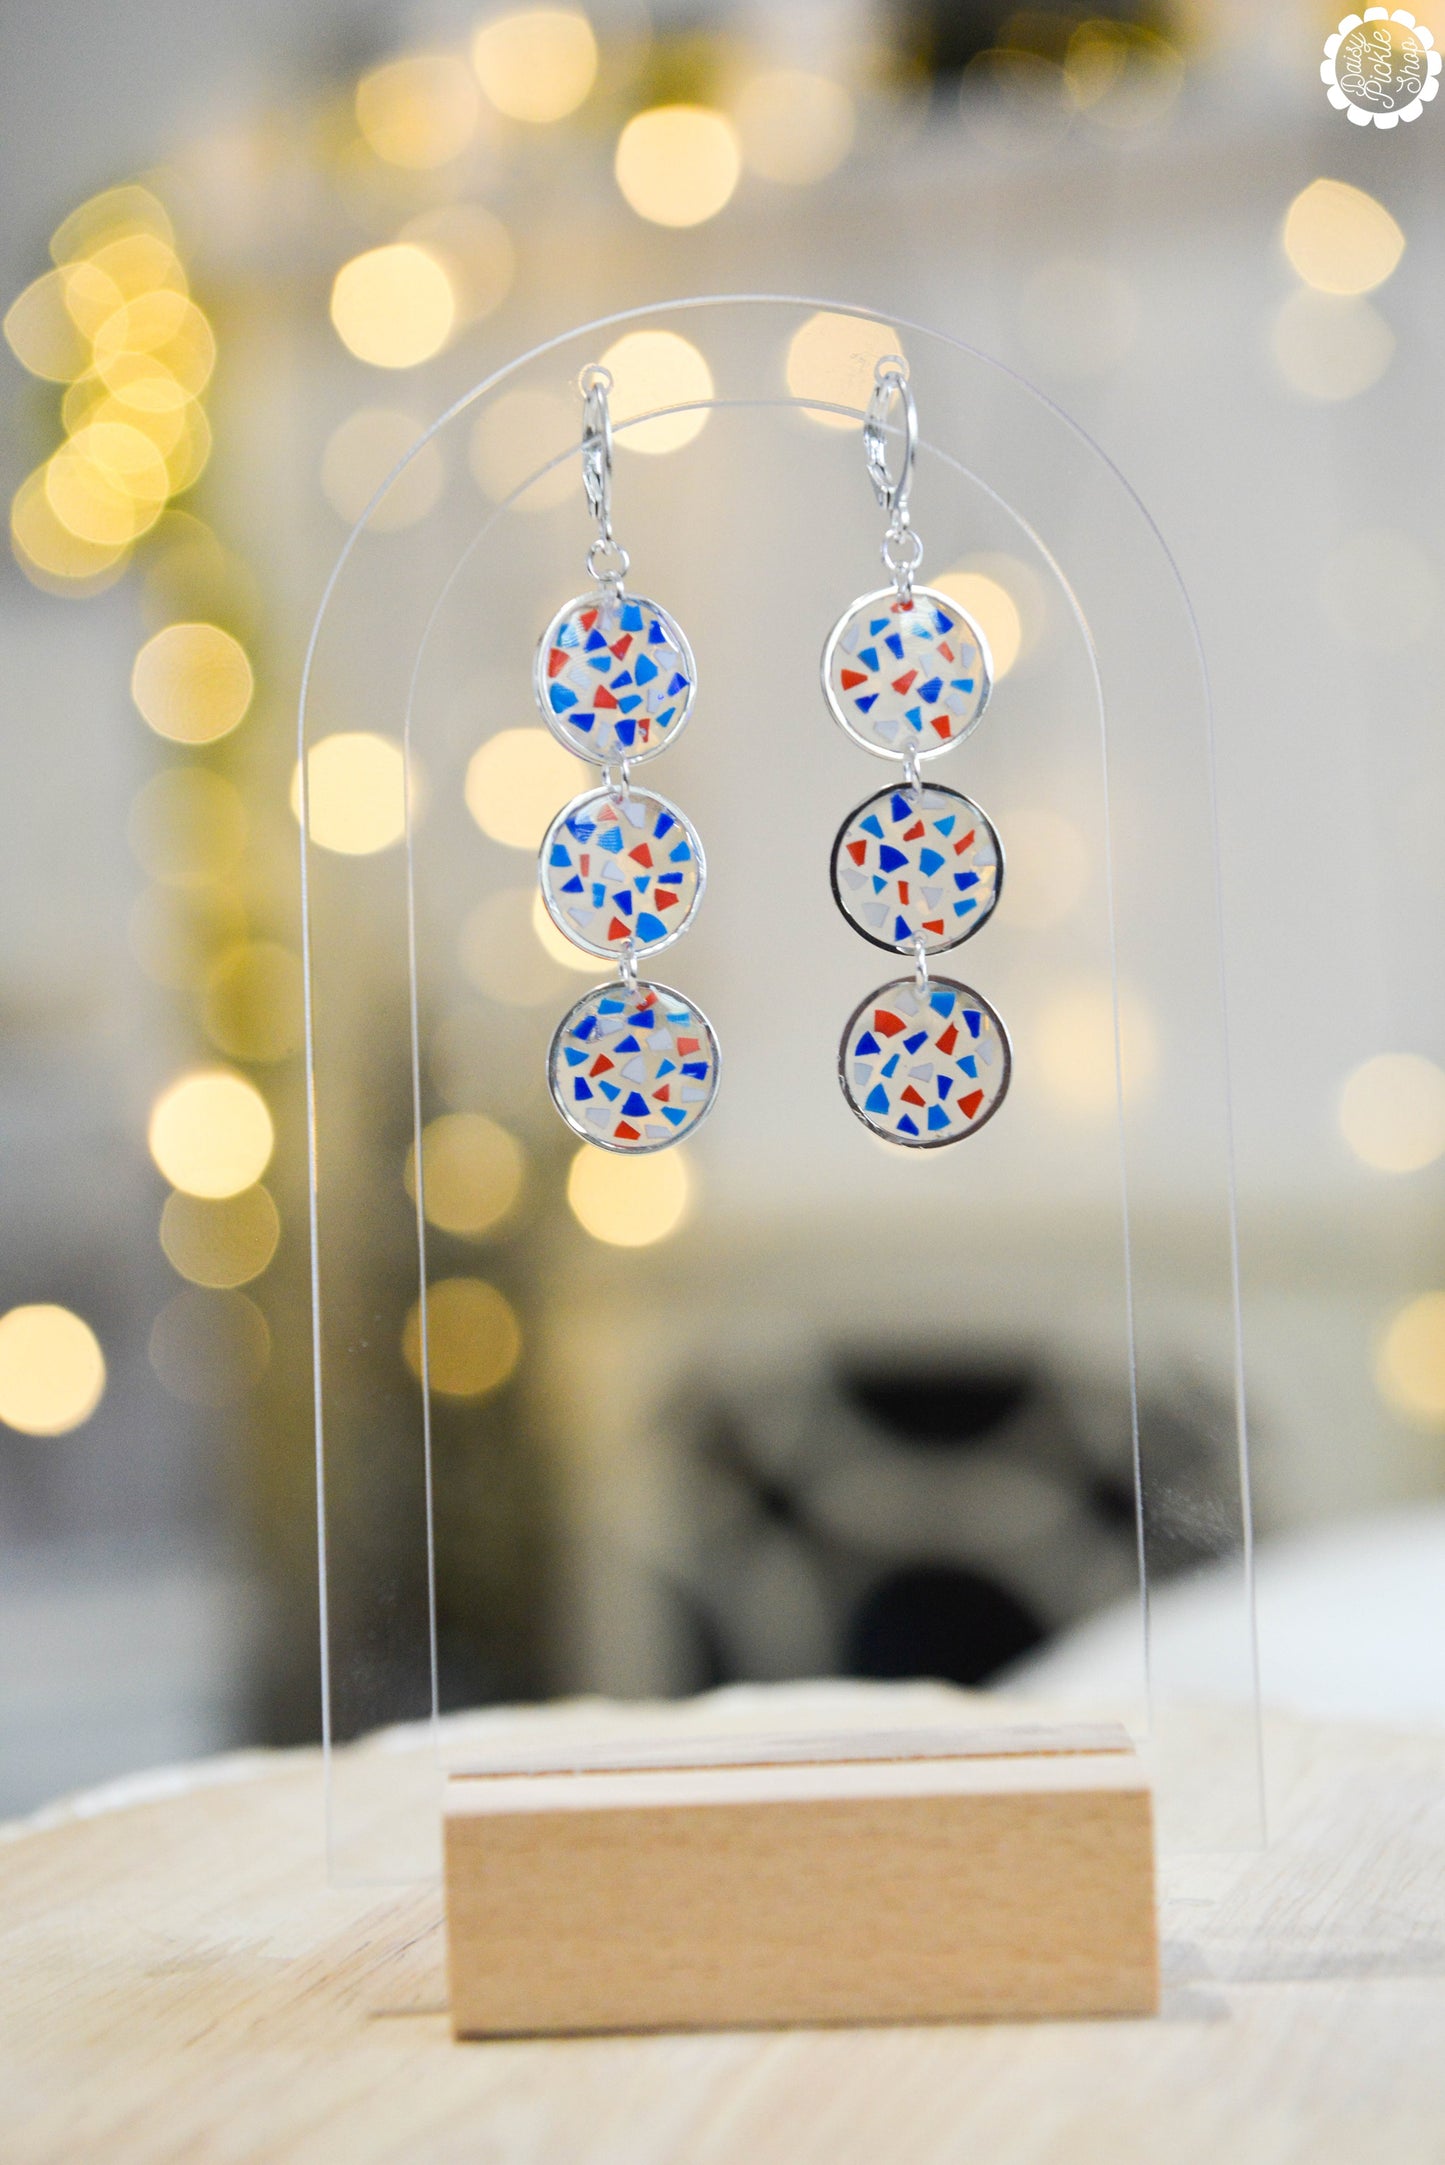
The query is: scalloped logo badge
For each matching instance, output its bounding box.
[1323,10,1441,126]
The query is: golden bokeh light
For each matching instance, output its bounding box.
[129,886,247,992]
[402,1277,521,1397]
[999,808,1090,931]
[46,421,170,546]
[0,1305,106,1436]
[1376,1293,1445,1428]
[614,105,742,228]
[404,1111,526,1237]
[1063,19,1183,127]
[531,887,596,971]
[3,269,93,381]
[49,184,175,267]
[1283,179,1404,296]
[401,205,514,324]
[471,9,598,123]
[356,53,481,168]
[1270,290,1394,402]
[1035,979,1157,1116]
[126,768,247,888]
[149,1288,270,1406]
[160,1185,281,1290]
[148,1070,275,1199]
[10,465,130,590]
[567,1144,692,1247]
[459,888,568,1005]
[785,311,904,430]
[469,386,576,508]
[933,568,1022,679]
[735,70,855,185]
[293,731,411,855]
[465,727,577,848]
[202,942,306,1064]
[330,244,456,369]
[1339,1054,1445,1175]
[131,622,254,745]
[598,329,714,455]
[321,407,445,531]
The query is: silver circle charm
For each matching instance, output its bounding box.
[831,783,1002,956]
[540,788,704,960]
[549,980,720,1152]
[822,585,992,760]
[839,977,1010,1147]
[535,591,696,765]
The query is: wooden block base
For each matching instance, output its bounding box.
[444,1724,1158,2036]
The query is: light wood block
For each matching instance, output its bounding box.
[444,1724,1158,2035]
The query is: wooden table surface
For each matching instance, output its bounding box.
[4,1683,1444,2164]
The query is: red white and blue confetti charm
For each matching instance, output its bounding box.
[839,977,1010,1148]
[548,981,721,1152]
[830,782,1001,956]
[825,357,1010,1145]
[536,365,718,1152]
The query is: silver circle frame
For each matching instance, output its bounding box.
[548,978,722,1154]
[539,786,707,961]
[820,583,994,761]
[533,589,698,767]
[837,976,1012,1149]
[828,782,1004,956]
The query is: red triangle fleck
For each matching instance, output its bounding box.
[610,635,633,658]
[653,1084,670,1103]
[677,1037,699,1055]
[959,1090,984,1119]
[937,1024,958,1055]
[654,888,679,909]
[547,647,569,678]
[931,716,952,739]
[902,820,925,841]
[938,641,955,663]
[955,830,976,853]
[892,670,917,695]
[874,1010,906,1037]
[589,1056,614,1076]
[923,919,944,935]
[898,882,910,904]
[846,839,868,866]
[615,1121,641,1140]
[606,917,631,942]
[594,687,619,710]
[901,1085,926,1107]
[580,609,599,631]
[839,668,868,690]
[628,844,653,867]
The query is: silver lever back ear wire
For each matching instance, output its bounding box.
[864,356,923,600]
[579,363,630,593]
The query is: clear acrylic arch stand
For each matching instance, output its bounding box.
[300,296,1263,1883]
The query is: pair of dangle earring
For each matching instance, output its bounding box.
[536,366,721,1153]
[823,358,1012,1147]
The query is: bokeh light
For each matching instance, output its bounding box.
[459,888,567,1005]
[785,312,903,430]
[933,568,1023,678]
[1376,1293,1445,1428]
[614,106,741,228]
[1283,179,1404,296]
[202,942,306,1064]
[400,205,514,324]
[149,1288,270,1406]
[148,1070,275,1199]
[46,421,169,545]
[402,1277,521,1397]
[1035,979,1157,1115]
[567,1145,692,1246]
[735,70,855,185]
[599,329,713,455]
[1339,1054,1445,1174]
[160,1185,281,1289]
[355,53,481,168]
[293,731,411,855]
[330,244,456,368]
[465,728,576,848]
[469,386,575,508]
[531,888,596,971]
[405,1111,526,1237]
[10,465,130,589]
[3,269,93,381]
[0,1305,106,1436]
[127,768,247,887]
[999,809,1090,931]
[1063,19,1183,127]
[1271,291,1394,402]
[131,622,254,744]
[321,408,445,530]
[129,886,247,993]
[471,9,598,123]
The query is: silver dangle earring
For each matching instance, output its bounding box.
[537,364,720,1152]
[822,357,1011,1147]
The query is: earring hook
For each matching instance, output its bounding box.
[863,356,916,526]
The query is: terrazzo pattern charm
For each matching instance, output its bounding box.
[549,981,720,1151]
[535,591,696,765]
[839,978,1010,1147]
[831,783,1001,955]
[822,586,992,760]
[540,788,704,959]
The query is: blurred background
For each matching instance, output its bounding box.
[2,0,1443,1816]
